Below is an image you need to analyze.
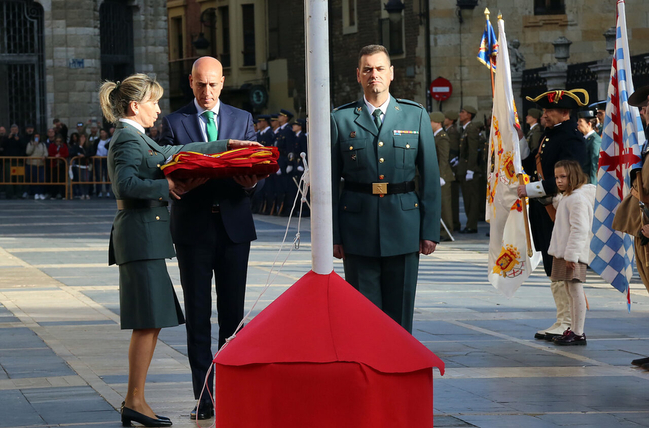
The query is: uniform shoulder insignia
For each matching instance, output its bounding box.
[333,101,358,112]
[396,98,424,109]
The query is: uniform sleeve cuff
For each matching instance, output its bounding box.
[526,181,546,198]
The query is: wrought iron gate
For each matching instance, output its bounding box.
[0,0,45,131]
[100,0,134,83]
[521,67,547,117]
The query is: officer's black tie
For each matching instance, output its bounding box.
[373,109,383,131]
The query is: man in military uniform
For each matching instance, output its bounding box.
[252,114,274,213]
[331,44,441,333]
[430,112,454,241]
[458,106,481,233]
[525,108,543,152]
[517,89,589,341]
[275,109,296,216]
[444,111,461,231]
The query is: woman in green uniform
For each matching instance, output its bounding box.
[99,74,258,427]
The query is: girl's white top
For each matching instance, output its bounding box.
[548,184,596,264]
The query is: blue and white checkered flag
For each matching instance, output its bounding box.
[589,0,646,308]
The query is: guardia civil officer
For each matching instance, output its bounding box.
[331,44,441,333]
[101,73,258,427]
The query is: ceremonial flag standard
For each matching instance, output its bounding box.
[589,0,645,306]
[486,16,541,298]
[477,9,498,72]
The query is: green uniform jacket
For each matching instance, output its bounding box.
[585,131,602,184]
[434,130,454,183]
[108,122,229,265]
[446,124,460,161]
[459,121,480,176]
[331,96,441,257]
[526,123,543,153]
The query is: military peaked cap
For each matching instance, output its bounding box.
[444,111,459,121]
[279,109,294,119]
[429,112,445,123]
[578,110,596,119]
[526,108,542,119]
[462,106,477,114]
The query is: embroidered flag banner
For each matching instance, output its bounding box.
[477,9,498,72]
[589,0,645,308]
[486,16,541,298]
[161,146,279,179]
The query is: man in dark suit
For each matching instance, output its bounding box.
[159,56,259,420]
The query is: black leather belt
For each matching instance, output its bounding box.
[344,180,415,195]
[116,199,168,210]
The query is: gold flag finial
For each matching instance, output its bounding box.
[484,7,491,17]
[498,11,503,20]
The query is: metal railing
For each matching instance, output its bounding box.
[0,156,111,200]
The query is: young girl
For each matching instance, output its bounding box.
[547,160,596,346]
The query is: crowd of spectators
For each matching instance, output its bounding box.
[0,118,162,200]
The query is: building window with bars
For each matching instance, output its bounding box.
[242,5,255,66]
[534,0,565,15]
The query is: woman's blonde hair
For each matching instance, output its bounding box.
[554,159,588,195]
[99,73,163,124]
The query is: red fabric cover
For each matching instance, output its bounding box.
[214,363,434,428]
[160,146,279,179]
[214,271,444,374]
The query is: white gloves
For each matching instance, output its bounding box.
[440,177,446,186]
[297,166,304,172]
[466,170,474,181]
[276,169,282,176]
[450,157,459,167]
[286,165,294,173]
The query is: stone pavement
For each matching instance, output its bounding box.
[1,199,649,427]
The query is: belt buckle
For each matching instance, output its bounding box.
[372,182,388,195]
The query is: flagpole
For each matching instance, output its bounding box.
[305,0,333,274]
[485,8,495,98]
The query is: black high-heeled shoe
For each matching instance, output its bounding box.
[121,404,172,427]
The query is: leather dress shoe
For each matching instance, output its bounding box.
[459,228,477,234]
[121,404,172,427]
[534,332,547,340]
[190,404,214,420]
[631,356,649,366]
[554,330,587,346]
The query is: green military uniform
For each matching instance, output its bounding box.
[434,128,454,240]
[584,131,602,184]
[526,123,543,152]
[458,119,481,231]
[108,122,229,329]
[445,121,461,231]
[331,96,441,333]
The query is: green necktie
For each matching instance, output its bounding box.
[202,110,218,141]
[372,109,383,131]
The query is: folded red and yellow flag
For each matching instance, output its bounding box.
[161,146,279,179]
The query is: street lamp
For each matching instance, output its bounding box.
[192,33,210,56]
[384,0,405,22]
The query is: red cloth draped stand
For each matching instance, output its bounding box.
[213,271,445,428]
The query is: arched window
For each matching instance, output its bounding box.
[0,0,45,131]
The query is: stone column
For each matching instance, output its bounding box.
[539,36,572,89]
[589,27,616,102]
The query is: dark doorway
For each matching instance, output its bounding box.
[0,0,46,131]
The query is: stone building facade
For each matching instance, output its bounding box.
[0,0,169,133]
[428,0,649,119]
[163,0,649,121]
